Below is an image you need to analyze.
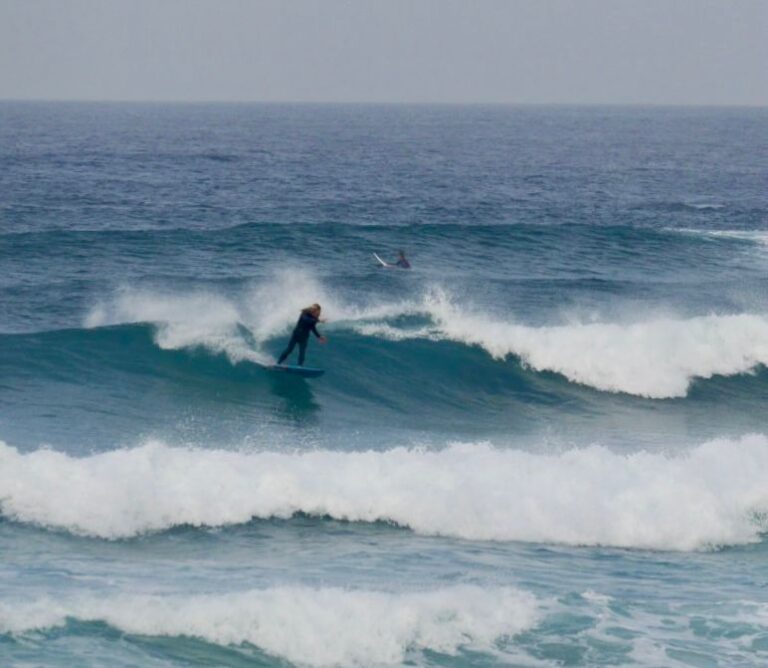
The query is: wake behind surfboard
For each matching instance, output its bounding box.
[267,364,325,378]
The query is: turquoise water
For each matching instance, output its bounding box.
[1,102,768,666]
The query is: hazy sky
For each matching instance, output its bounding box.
[1,0,766,105]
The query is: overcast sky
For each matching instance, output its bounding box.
[1,0,766,105]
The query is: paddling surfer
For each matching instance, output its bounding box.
[394,250,411,269]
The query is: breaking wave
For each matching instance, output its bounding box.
[0,585,540,667]
[81,275,768,398]
[2,435,768,550]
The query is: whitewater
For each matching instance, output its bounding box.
[2,435,768,549]
[0,586,541,666]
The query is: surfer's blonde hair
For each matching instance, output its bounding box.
[303,303,321,314]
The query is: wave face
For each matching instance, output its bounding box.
[0,586,539,666]
[3,435,768,550]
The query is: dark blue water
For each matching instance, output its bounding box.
[1,102,768,667]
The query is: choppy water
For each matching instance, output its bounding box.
[1,102,768,667]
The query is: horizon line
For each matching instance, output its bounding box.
[1,97,767,110]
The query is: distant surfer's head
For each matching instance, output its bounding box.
[304,303,321,316]
[398,249,406,257]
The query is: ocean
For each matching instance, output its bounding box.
[1,101,768,667]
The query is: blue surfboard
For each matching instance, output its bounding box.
[268,364,325,378]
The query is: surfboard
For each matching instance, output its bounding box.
[268,364,325,378]
[373,252,391,267]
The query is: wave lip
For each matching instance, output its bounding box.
[0,585,539,666]
[2,436,768,550]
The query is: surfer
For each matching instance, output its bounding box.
[395,250,411,269]
[373,249,411,269]
[277,304,327,366]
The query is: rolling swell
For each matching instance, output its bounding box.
[3,221,761,283]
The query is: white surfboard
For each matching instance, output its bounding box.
[373,252,391,267]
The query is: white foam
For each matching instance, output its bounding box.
[689,203,724,210]
[0,585,539,666]
[673,228,768,246]
[2,435,768,550]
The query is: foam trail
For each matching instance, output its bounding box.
[2,436,768,550]
[0,586,539,666]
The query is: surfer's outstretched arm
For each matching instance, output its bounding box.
[312,322,328,344]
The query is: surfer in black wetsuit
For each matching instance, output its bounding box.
[277,303,327,366]
[395,250,411,269]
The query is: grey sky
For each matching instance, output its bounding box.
[1,0,766,105]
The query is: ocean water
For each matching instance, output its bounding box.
[1,101,768,667]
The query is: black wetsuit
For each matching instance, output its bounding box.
[277,311,322,366]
